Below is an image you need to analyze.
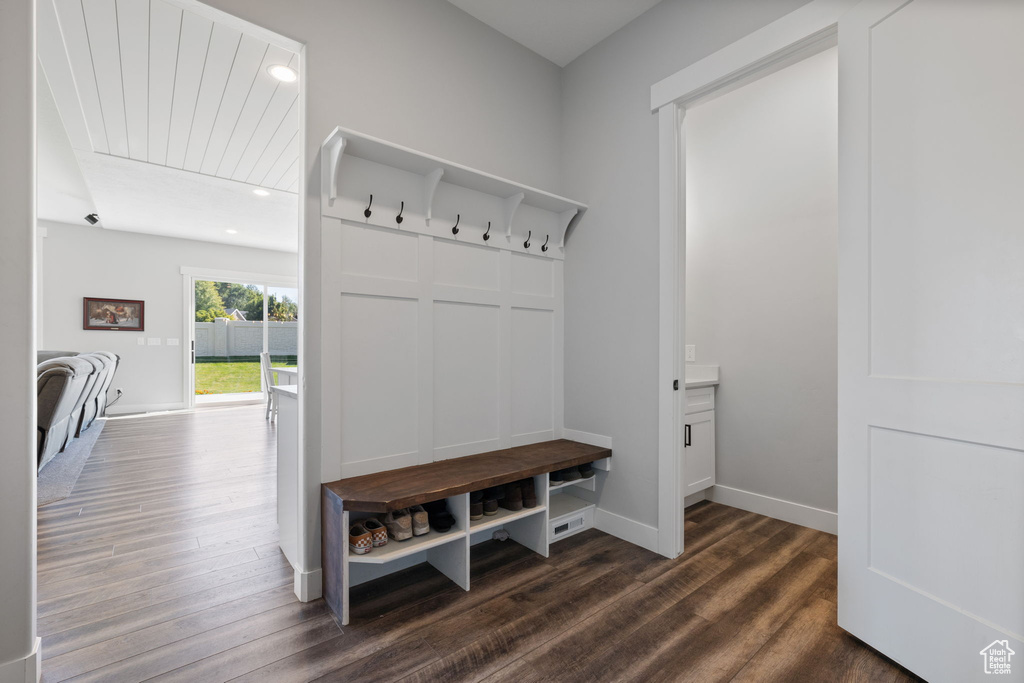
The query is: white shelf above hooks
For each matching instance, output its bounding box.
[320,126,587,254]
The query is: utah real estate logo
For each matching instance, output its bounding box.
[980,640,1015,675]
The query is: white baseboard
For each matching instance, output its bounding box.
[594,507,659,553]
[294,567,322,602]
[709,485,837,535]
[106,402,187,416]
[0,637,40,683]
[684,490,707,508]
[562,428,612,449]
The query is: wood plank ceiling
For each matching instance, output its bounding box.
[51,0,299,193]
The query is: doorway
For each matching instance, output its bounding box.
[183,270,299,407]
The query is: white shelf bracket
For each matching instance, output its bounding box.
[503,192,525,242]
[422,167,444,226]
[558,209,584,249]
[321,127,347,207]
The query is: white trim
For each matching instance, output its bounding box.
[656,103,683,559]
[106,402,188,416]
[594,508,659,554]
[0,637,40,683]
[179,266,297,288]
[683,490,707,508]
[710,485,837,535]
[650,0,856,110]
[293,567,323,602]
[561,428,612,449]
[653,0,851,563]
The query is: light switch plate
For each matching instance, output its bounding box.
[167,338,179,346]
[137,337,145,346]
[147,338,161,346]
[685,345,696,362]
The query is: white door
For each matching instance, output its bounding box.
[839,1,1024,681]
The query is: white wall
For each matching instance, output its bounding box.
[560,0,812,529]
[0,0,38,678]
[685,47,838,513]
[39,222,296,413]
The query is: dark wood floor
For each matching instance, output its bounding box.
[37,405,918,682]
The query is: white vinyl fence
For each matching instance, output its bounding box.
[195,319,298,357]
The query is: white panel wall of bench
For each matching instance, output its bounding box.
[319,128,583,481]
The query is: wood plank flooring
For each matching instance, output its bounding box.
[38,404,920,682]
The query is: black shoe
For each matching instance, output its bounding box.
[561,467,582,482]
[549,469,565,486]
[423,499,456,532]
[578,462,595,479]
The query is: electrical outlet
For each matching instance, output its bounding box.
[685,345,696,362]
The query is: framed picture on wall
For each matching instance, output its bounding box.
[83,297,145,331]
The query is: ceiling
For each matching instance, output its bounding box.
[446,0,663,67]
[38,0,299,252]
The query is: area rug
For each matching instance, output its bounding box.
[37,420,105,506]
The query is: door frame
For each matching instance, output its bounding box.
[650,0,855,558]
[180,266,298,408]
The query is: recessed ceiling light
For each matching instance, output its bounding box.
[226,229,238,234]
[267,65,297,82]
[253,189,270,196]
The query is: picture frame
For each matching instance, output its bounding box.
[83,297,145,331]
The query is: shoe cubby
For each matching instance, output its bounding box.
[469,474,548,533]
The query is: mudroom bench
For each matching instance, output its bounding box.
[321,439,611,624]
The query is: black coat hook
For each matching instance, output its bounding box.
[524,230,531,249]
[363,194,373,218]
[451,214,460,235]
[396,201,404,224]
[541,234,549,252]
[483,221,491,241]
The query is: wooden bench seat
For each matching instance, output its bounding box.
[322,439,610,512]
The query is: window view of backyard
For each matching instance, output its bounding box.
[194,280,298,396]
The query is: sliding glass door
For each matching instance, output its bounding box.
[188,276,299,405]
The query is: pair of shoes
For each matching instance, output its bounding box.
[549,463,595,485]
[550,468,579,485]
[498,478,538,511]
[423,499,456,532]
[349,518,387,554]
[384,505,429,541]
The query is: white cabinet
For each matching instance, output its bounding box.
[684,386,716,495]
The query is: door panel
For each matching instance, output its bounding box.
[839,1,1024,680]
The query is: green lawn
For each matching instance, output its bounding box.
[195,361,297,395]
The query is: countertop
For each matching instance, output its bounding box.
[685,364,720,388]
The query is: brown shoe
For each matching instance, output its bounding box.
[409,505,429,536]
[364,518,388,547]
[349,523,372,555]
[521,478,537,508]
[500,481,523,511]
[384,509,413,541]
[470,491,484,520]
[483,486,502,516]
